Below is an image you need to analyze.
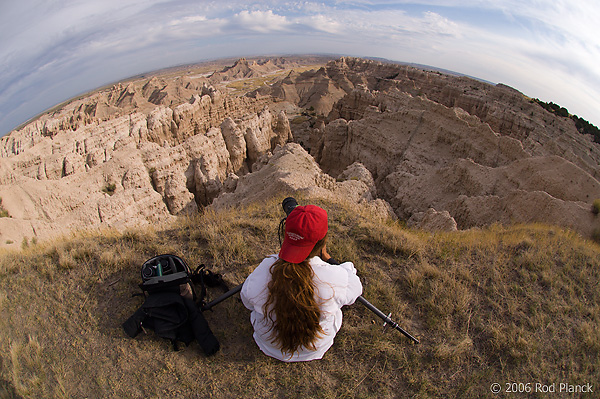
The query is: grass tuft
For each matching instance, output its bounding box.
[102,183,117,196]
[592,199,600,215]
[0,198,9,218]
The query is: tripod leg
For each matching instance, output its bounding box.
[357,296,419,344]
[201,284,243,311]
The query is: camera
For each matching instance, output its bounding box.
[141,263,160,279]
[278,197,299,246]
[141,258,173,280]
[282,197,298,216]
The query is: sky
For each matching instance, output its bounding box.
[1,0,599,136]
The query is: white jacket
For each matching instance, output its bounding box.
[240,255,363,362]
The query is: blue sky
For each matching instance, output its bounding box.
[1,1,599,136]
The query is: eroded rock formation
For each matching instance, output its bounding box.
[212,143,396,222]
[0,69,293,246]
[252,58,600,237]
[1,56,599,247]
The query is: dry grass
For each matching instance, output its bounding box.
[0,198,599,398]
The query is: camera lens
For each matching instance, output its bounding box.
[141,265,155,279]
[282,197,298,216]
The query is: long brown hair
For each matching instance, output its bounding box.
[264,235,327,354]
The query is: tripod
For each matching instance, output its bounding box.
[202,283,419,344]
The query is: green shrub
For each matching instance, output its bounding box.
[0,198,9,218]
[102,183,117,196]
[592,199,600,215]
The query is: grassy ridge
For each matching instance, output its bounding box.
[0,198,599,398]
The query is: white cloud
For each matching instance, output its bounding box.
[422,11,462,36]
[300,14,343,34]
[231,10,291,33]
[169,15,208,26]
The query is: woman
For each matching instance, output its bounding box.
[241,204,363,362]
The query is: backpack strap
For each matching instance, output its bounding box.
[191,264,208,306]
[196,265,229,290]
[192,265,230,305]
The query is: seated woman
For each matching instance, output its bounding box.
[241,204,363,362]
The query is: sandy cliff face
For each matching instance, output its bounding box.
[258,57,599,178]
[253,57,600,237]
[1,56,599,247]
[0,69,292,246]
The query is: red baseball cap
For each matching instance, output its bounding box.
[279,205,328,263]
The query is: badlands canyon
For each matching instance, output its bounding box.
[1,56,599,247]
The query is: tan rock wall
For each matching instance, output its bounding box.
[1,56,598,246]
[0,78,292,246]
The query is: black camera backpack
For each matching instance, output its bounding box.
[122,254,227,355]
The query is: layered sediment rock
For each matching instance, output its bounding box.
[299,62,600,238]
[212,143,396,222]
[258,57,600,179]
[0,74,292,246]
[407,208,458,232]
[316,90,529,181]
[1,56,599,246]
